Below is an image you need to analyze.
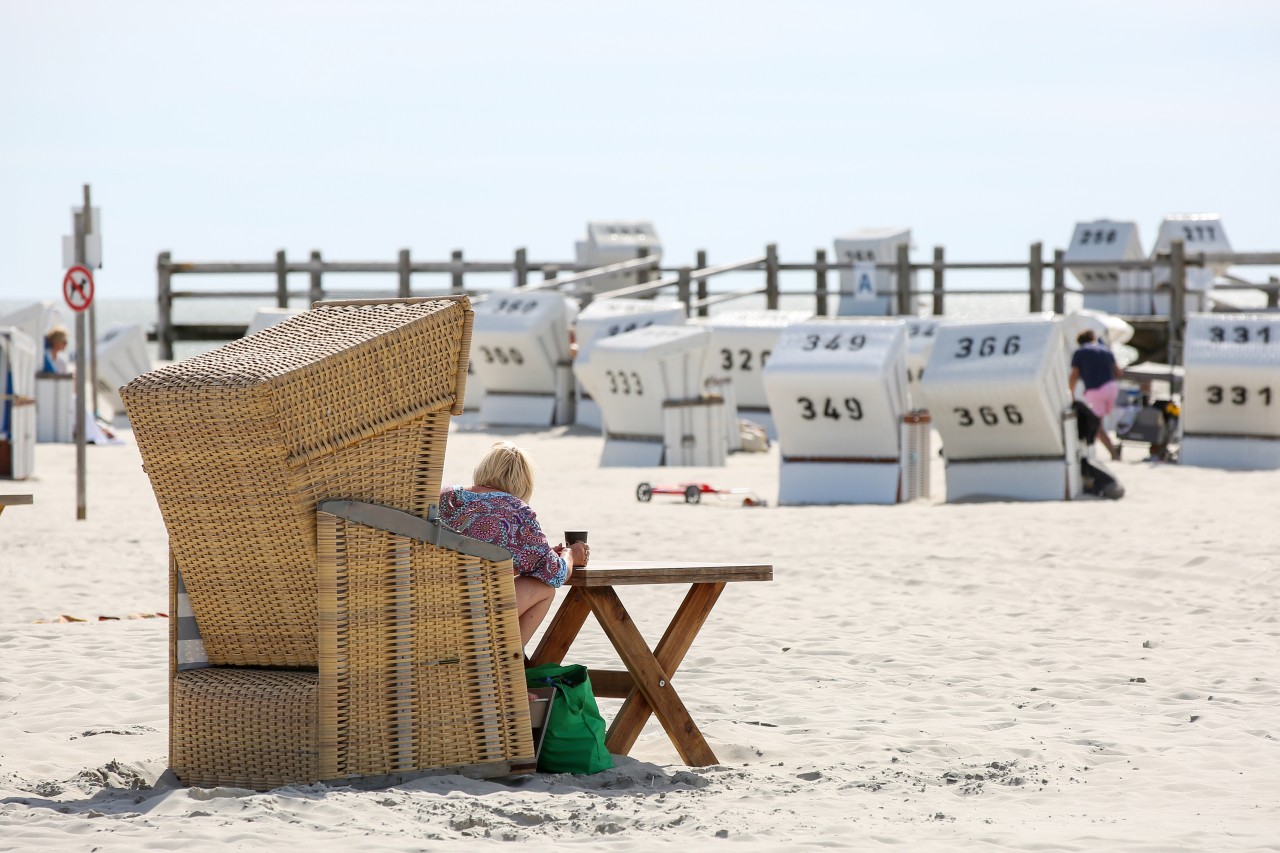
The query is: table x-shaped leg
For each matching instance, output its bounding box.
[533,581,725,766]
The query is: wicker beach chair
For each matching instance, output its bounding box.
[122,297,534,791]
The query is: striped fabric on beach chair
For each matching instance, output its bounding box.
[124,297,535,791]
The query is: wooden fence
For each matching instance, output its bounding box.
[155,243,1280,363]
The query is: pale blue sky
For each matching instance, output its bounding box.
[2,0,1277,301]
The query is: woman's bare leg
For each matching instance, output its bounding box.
[513,576,556,646]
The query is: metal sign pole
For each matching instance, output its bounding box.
[74,184,91,521]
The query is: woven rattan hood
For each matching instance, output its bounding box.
[122,298,474,667]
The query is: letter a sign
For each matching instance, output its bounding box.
[63,265,95,312]
[853,262,876,302]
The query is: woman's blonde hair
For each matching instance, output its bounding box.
[46,326,68,347]
[473,440,535,503]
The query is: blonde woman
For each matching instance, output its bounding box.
[438,441,588,645]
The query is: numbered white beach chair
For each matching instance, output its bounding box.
[763,319,927,504]
[1064,220,1152,316]
[95,323,152,420]
[0,327,37,480]
[572,298,686,431]
[472,289,574,427]
[1150,214,1231,314]
[695,309,811,439]
[921,317,1081,502]
[833,227,912,317]
[582,325,724,467]
[904,317,942,411]
[1180,314,1280,469]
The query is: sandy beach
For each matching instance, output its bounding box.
[2,426,1278,850]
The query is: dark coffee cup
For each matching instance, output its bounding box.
[565,531,588,545]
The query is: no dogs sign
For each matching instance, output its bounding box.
[63,265,94,312]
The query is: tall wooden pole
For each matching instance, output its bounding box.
[814,248,828,317]
[451,250,464,293]
[932,246,945,316]
[1052,250,1066,314]
[397,249,411,298]
[1029,242,1044,313]
[895,243,911,316]
[308,250,323,305]
[1169,239,1186,366]
[677,267,692,317]
[695,250,708,317]
[157,252,173,360]
[514,247,528,289]
[765,244,779,310]
[275,250,289,307]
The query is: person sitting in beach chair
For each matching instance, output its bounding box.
[42,326,70,374]
[439,440,589,646]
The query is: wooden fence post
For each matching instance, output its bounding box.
[696,249,708,317]
[677,267,692,317]
[157,251,173,361]
[275,250,289,307]
[1053,249,1066,314]
[1170,239,1186,366]
[1270,276,1279,310]
[514,247,528,288]
[451,250,464,293]
[636,247,651,285]
[765,243,779,310]
[932,246,945,316]
[308,250,323,305]
[815,248,829,317]
[398,249,411,298]
[895,243,911,316]
[1029,242,1044,313]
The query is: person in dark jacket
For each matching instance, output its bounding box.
[1069,329,1124,460]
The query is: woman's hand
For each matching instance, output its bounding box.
[568,541,589,568]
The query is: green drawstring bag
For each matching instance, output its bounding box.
[524,663,614,774]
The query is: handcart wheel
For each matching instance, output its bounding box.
[684,484,701,504]
[636,482,653,502]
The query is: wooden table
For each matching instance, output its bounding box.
[0,494,33,519]
[530,560,773,766]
